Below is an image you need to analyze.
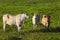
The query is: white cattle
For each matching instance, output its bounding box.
[41,14,50,29]
[32,13,40,28]
[3,13,29,32]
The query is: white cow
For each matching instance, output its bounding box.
[3,13,29,32]
[32,13,40,28]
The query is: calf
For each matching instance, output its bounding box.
[3,13,29,32]
[32,13,40,28]
[41,14,50,29]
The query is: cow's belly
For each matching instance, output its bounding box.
[6,19,16,25]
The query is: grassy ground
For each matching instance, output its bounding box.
[0,0,60,40]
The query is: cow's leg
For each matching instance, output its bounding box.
[3,23,6,32]
[33,24,35,29]
[16,24,21,32]
[44,23,48,29]
[3,20,6,32]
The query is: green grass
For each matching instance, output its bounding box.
[0,0,60,40]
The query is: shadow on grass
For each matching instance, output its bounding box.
[50,26,60,32]
[8,36,22,40]
[29,26,60,33]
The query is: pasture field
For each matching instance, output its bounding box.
[0,0,60,40]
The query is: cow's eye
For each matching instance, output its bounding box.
[44,16,46,18]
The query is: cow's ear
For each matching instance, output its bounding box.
[49,16,51,18]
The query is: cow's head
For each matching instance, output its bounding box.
[43,14,50,19]
[22,12,29,19]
